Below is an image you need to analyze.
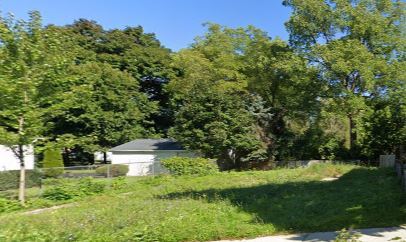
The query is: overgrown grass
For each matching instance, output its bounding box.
[0,164,405,241]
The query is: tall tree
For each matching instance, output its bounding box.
[169,82,265,170]
[64,20,175,134]
[0,12,72,203]
[47,62,157,164]
[243,30,320,159]
[169,24,273,167]
[283,0,405,157]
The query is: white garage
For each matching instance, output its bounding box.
[109,139,193,176]
[0,145,35,171]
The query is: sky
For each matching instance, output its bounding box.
[0,0,291,51]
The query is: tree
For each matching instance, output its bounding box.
[283,0,405,157]
[169,83,265,170]
[63,20,175,134]
[242,30,320,159]
[169,24,270,168]
[47,62,157,163]
[170,23,322,161]
[0,12,72,204]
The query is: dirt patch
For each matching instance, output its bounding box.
[22,203,76,215]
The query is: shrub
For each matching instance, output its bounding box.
[161,157,218,176]
[0,170,42,191]
[42,177,105,201]
[42,185,77,201]
[77,177,105,195]
[0,197,22,213]
[42,149,64,178]
[95,164,129,177]
[111,177,127,190]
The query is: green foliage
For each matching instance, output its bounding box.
[41,184,76,201]
[283,0,405,158]
[42,148,64,178]
[47,62,157,157]
[318,137,345,160]
[0,197,22,214]
[161,157,218,176]
[111,176,128,190]
[334,228,361,242]
[0,170,42,191]
[1,5,404,177]
[169,85,264,169]
[63,19,175,134]
[359,96,406,159]
[0,11,75,202]
[42,177,105,201]
[95,164,129,177]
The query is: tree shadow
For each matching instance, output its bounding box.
[159,168,406,235]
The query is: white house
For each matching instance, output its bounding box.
[0,145,35,171]
[109,139,193,176]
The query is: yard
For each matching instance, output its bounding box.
[0,164,405,241]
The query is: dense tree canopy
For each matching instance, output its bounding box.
[283,0,405,158]
[0,1,404,176]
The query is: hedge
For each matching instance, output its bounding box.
[161,157,218,176]
[43,148,64,178]
[95,164,129,177]
[0,169,42,191]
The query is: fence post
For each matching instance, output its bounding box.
[107,164,111,178]
[39,168,43,196]
[107,164,112,189]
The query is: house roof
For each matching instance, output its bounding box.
[110,139,184,152]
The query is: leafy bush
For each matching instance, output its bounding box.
[42,185,77,201]
[42,177,105,201]
[43,149,64,178]
[0,197,22,213]
[161,157,218,176]
[111,177,127,190]
[319,137,345,160]
[78,177,105,195]
[0,170,42,191]
[95,164,129,177]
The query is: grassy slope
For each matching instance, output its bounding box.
[0,164,405,242]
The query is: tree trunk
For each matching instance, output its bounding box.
[18,144,25,205]
[347,114,356,156]
[18,106,26,205]
[103,151,107,164]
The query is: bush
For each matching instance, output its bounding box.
[42,149,64,178]
[78,177,105,195]
[0,170,42,191]
[95,164,129,177]
[161,157,218,176]
[111,177,127,190]
[42,177,105,201]
[0,197,22,213]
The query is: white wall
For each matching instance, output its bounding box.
[94,152,113,162]
[0,145,35,171]
[111,151,194,176]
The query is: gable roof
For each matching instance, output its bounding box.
[110,139,184,152]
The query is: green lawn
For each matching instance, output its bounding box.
[0,164,405,241]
